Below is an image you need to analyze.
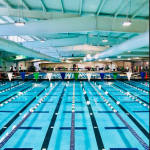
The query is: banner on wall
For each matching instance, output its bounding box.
[126,72,132,81]
[20,72,26,81]
[74,73,79,81]
[140,72,145,80]
[113,72,118,80]
[60,73,66,80]
[87,73,92,81]
[100,73,105,81]
[7,72,13,81]
[34,73,39,82]
[47,73,52,81]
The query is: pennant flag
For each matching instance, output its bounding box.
[63,67,65,71]
[87,73,92,81]
[34,73,39,82]
[54,68,55,71]
[60,72,66,80]
[58,68,61,71]
[113,72,118,80]
[48,67,51,71]
[140,72,145,80]
[146,73,148,79]
[92,68,94,71]
[100,73,105,81]
[73,68,75,71]
[126,72,132,81]
[20,72,26,81]
[78,68,79,71]
[7,72,13,81]
[121,67,124,71]
[74,73,79,81]
[117,67,119,71]
[136,66,138,70]
[47,73,52,81]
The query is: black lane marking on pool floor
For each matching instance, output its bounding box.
[105,127,128,129]
[82,85,105,150]
[0,111,14,113]
[42,102,54,103]
[41,84,66,150]
[110,148,139,150]
[4,148,33,150]
[133,111,149,113]
[98,111,119,113]
[122,101,139,103]
[28,111,50,113]
[113,84,149,105]
[0,85,33,104]
[123,81,149,92]
[100,85,149,139]
[19,127,42,130]
[65,102,82,103]
[60,127,87,130]
[63,111,84,113]
[0,84,50,137]
[9,101,25,103]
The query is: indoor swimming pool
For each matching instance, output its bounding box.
[0,79,149,150]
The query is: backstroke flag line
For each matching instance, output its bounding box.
[7,72,13,81]
[113,72,118,80]
[87,73,92,81]
[47,73,52,81]
[20,72,26,81]
[34,73,39,82]
[126,72,132,81]
[100,73,105,81]
[140,72,145,80]
[60,73,66,80]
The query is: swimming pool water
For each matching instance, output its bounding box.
[0,80,149,150]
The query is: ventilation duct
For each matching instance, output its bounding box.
[0,37,61,62]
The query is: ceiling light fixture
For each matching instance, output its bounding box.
[40,40,45,43]
[106,58,109,60]
[128,58,131,60]
[15,0,25,26]
[102,39,108,42]
[117,56,121,58]
[128,51,131,52]
[86,54,91,59]
[15,21,25,26]
[122,0,132,26]
[122,21,132,26]
[99,59,102,61]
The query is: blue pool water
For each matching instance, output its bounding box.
[0,79,149,150]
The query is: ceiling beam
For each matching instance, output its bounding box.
[0,16,148,36]
[131,0,149,19]
[21,0,30,10]
[79,0,83,15]
[97,0,106,16]
[3,0,13,8]
[40,0,47,11]
[60,0,64,13]
[21,36,127,49]
[118,33,126,38]
[112,0,130,30]
[0,8,80,20]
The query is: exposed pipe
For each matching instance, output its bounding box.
[91,31,149,60]
[0,37,61,62]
